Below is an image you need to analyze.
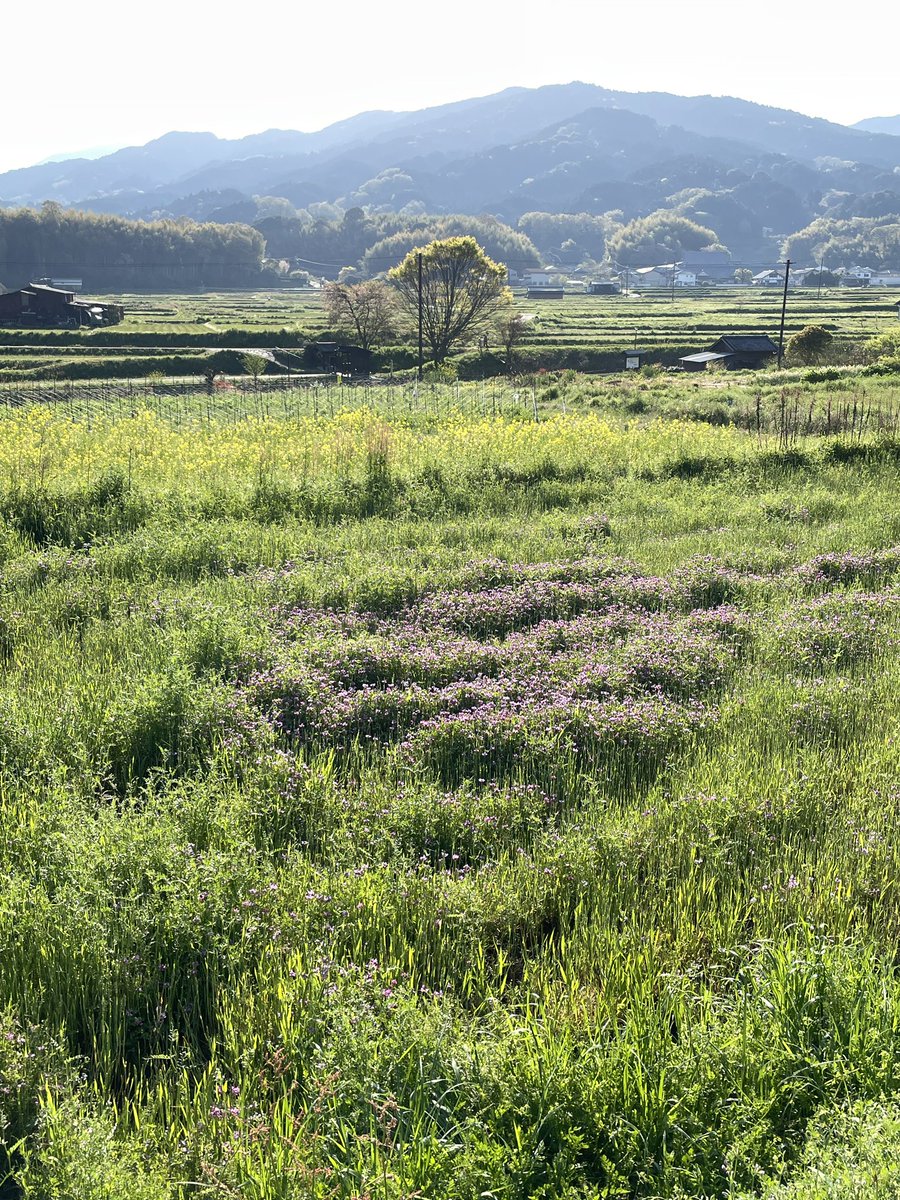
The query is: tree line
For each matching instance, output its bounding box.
[3,199,897,299]
[0,203,266,291]
[257,208,543,278]
[783,216,900,270]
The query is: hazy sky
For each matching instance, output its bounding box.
[3,0,897,173]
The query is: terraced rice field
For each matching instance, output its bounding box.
[0,287,897,382]
[520,287,900,353]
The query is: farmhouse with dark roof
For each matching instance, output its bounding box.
[679,334,779,371]
[0,283,123,327]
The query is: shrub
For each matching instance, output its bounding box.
[785,325,835,366]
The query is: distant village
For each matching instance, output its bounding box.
[514,249,900,297]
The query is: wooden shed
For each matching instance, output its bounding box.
[680,335,778,371]
[304,341,372,377]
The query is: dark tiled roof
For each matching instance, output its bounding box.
[682,250,732,265]
[714,335,779,353]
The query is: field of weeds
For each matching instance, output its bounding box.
[1,385,900,1197]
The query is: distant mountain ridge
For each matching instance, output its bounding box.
[854,115,900,136]
[2,83,899,268]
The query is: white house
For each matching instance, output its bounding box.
[633,264,676,287]
[522,268,557,287]
[837,264,875,286]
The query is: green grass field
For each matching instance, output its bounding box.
[74,286,900,345]
[1,377,900,1197]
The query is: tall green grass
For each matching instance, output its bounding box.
[1,382,900,1197]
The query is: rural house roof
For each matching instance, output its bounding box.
[712,335,779,354]
[682,250,731,265]
[30,283,74,296]
[679,351,732,364]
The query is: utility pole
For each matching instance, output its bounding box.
[777,258,791,369]
[417,252,423,381]
[816,254,824,301]
[671,260,676,303]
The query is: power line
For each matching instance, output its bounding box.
[0,257,828,274]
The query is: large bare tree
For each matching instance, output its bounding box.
[494,310,531,374]
[323,280,397,352]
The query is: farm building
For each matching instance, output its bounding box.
[679,335,779,371]
[633,265,674,287]
[752,270,783,287]
[304,341,372,376]
[0,284,123,327]
[681,249,734,283]
[631,265,698,288]
[522,269,558,287]
[35,276,83,292]
[834,266,874,287]
[586,281,619,295]
[526,287,565,300]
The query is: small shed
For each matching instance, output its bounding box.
[526,287,565,300]
[587,281,619,295]
[304,341,372,376]
[680,335,779,371]
[709,335,779,367]
[679,351,732,372]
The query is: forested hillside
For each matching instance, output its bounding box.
[3,83,900,285]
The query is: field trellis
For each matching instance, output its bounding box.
[0,374,536,423]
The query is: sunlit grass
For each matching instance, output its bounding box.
[2,383,900,1197]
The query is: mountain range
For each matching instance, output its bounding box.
[2,83,899,261]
